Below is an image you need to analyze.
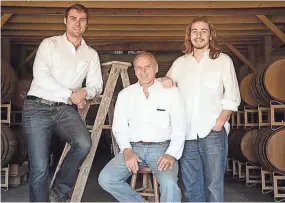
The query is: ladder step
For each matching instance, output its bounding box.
[86,124,112,131]
[90,95,103,105]
[90,95,116,105]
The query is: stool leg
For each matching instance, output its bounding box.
[142,173,148,189]
[153,175,159,202]
[147,174,154,202]
[131,173,137,189]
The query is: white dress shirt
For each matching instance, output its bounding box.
[28,33,103,103]
[167,50,241,140]
[112,80,186,160]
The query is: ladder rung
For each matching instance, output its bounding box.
[90,95,116,105]
[90,95,103,105]
[86,124,112,132]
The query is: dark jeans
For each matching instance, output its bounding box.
[180,129,228,202]
[22,99,91,202]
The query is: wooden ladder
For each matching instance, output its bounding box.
[49,61,132,202]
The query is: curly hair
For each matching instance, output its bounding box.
[183,16,220,59]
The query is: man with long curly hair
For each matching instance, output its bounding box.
[161,16,241,202]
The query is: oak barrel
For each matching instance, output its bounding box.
[1,127,17,167]
[1,60,18,103]
[228,128,259,164]
[240,73,258,107]
[10,127,28,165]
[254,127,285,174]
[251,58,285,106]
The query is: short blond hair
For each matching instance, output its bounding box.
[133,52,159,72]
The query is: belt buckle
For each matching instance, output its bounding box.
[40,99,54,106]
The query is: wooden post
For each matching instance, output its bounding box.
[1,38,11,63]
[264,36,272,63]
[248,46,255,67]
[17,46,28,78]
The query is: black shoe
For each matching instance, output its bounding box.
[49,187,71,202]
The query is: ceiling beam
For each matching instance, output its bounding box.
[1,14,13,28]
[92,43,247,52]
[226,44,255,71]
[9,15,285,24]
[2,7,285,16]
[7,36,262,41]
[4,23,283,31]
[1,30,275,37]
[257,15,285,43]
[13,39,261,46]
[2,1,285,9]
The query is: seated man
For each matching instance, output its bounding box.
[98,52,186,202]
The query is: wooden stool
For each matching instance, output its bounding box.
[131,166,159,202]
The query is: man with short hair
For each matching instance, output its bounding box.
[22,4,103,202]
[162,16,241,202]
[98,52,186,202]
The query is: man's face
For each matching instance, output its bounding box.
[190,21,211,50]
[65,9,87,38]
[134,55,157,86]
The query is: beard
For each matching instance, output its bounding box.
[192,38,209,49]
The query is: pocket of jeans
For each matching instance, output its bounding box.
[210,127,225,134]
[24,100,38,108]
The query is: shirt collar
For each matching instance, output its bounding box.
[135,79,159,91]
[186,48,210,59]
[62,32,87,48]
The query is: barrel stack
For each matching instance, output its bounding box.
[1,60,30,187]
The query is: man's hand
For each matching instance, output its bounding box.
[212,120,224,132]
[157,154,176,171]
[77,99,87,109]
[123,148,142,173]
[161,76,174,88]
[70,88,87,105]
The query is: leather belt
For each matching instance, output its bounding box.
[136,141,154,145]
[26,95,67,106]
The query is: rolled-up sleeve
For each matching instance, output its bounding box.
[84,52,103,99]
[221,56,241,111]
[112,92,132,152]
[165,88,186,160]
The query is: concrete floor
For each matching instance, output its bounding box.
[1,153,275,202]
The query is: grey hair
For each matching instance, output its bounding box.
[133,52,159,72]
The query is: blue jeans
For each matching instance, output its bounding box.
[98,141,181,202]
[22,99,91,202]
[180,129,228,202]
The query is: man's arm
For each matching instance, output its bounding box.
[112,92,132,151]
[84,52,103,99]
[214,56,241,130]
[112,92,141,173]
[71,52,103,104]
[165,88,186,159]
[157,88,186,171]
[33,39,72,100]
[161,59,179,88]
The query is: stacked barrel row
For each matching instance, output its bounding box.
[240,57,285,107]
[1,127,28,167]
[1,60,30,168]
[229,57,285,174]
[1,59,32,110]
[228,127,285,174]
